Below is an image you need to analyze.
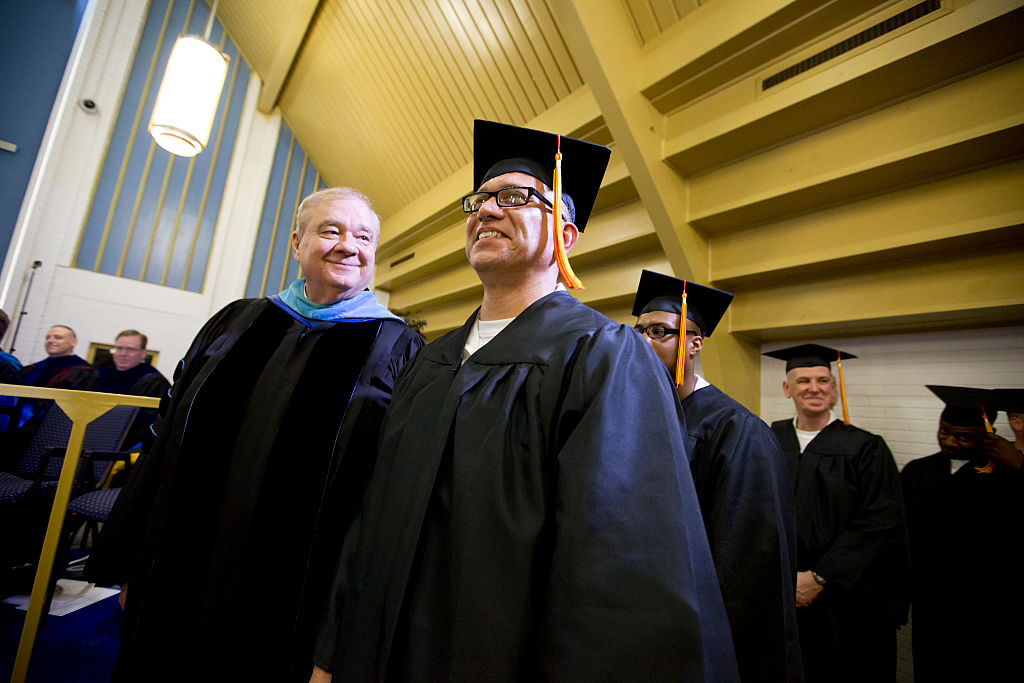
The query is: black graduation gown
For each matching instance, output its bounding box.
[682,385,802,682]
[92,362,170,397]
[87,298,423,682]
[771,419,910,683]
[332,292,739,682]
[901,453,1024,682]
[92,363,171,449]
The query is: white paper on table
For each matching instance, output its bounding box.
[1,579,120,616]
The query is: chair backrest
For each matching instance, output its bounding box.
[10,403,138,481]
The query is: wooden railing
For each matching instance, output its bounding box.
[0,385,160,683]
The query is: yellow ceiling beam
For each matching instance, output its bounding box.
[730,247,1024,340]
[711,160,1024,287]
[256,0,322,113]
[551,0,768,410]
[689,59,1024,233]
[665,0,1024,174]
[550,0,703,280]
[641,0,885,112]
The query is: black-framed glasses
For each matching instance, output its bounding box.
[461,186,554,214]
[634,323,680,341]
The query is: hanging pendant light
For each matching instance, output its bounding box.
[148,2,229,157]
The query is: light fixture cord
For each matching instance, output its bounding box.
[204,0,220,40]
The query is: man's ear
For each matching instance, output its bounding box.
[291,231,302,261]
[561,221,580,254]
[782,380,792,399]
[689,335,704,358]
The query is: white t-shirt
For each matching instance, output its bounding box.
[794,413,839,453]
[462,316,514,363]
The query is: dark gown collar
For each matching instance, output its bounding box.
[422,290,601,368]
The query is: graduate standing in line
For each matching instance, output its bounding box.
[633,270,801,682]
[766,344,910,683]
[901,385,1023,682]
[315,121,738,681]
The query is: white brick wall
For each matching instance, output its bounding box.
[761,324,1024,682]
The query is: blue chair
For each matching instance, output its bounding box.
[0,404,138,593]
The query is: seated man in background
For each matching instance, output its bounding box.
[19,324,93,426]
[633,270,801,682]
[91,329,170,453]
[87,187,424,683]
[318,121,737,681]
[92,330,169,398]
[901,385,1023,683]
[765,344,910,683]
[21,324,92,390]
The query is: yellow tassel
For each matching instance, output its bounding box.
[674,288,686,387]
[552,146,583,289]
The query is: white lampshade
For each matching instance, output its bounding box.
[148,35,229,157]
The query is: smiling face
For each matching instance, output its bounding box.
[45,326,76,358]
[464,171,575,284]
[292,195,379,304]
[783,365,836,420]
[111,333,147,371]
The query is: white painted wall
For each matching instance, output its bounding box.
[0,0,280,378]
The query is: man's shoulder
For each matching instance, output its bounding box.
[901,452,946,474]
[825,420,882,442]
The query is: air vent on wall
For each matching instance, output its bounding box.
[762,0,942,91]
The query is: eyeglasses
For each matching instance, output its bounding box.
[461,186,554,214]
[113,346,144,353]
[634,323,680,341]
[634,324,701,341]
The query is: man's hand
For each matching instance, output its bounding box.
[796,570,824,607]
[309,665,332,683]
[979,433,1023,470]
[118,583,128,610]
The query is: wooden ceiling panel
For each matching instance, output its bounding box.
[264,0,584,220]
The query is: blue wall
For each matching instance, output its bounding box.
[73,0,250,292]
[0,0,89,268]
[244,122,323,299]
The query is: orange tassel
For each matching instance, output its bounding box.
[975,402,996,473]
[674,286,687,387]
[552,137,583,289]
[837,351,850,425]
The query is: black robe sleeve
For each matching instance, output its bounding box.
[685,387,801,683]
[85,300,257,585]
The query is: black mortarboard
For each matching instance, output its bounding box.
[631,270,734,337]
[928,385,998,428]
[993,388,1024,415]
[472,119,610,232]
[762,344,857,372]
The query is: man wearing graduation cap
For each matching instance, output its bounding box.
[765,345,909,683]
[901,386,1023,682]
[316,121,738,681]
[633,270,801,683]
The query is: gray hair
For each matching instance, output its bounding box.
[294,187,381,237]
